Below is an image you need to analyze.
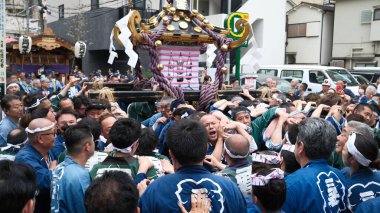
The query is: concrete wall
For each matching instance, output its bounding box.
[238,0,287,66]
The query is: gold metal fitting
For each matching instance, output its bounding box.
[162,16,169,24]
[173,15,180,22]
[179,21,189,30]
[197,14,205,21]
[169,7,176,14]
[221,67,228,75]
[166,25,175,31]
[221,44,228,52]
[203,20,209,25]
[155,40,162,47]
[157,64,164,71]
[194,26,202,33]
[192,10,199,15]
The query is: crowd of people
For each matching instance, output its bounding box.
[1,67,380,213]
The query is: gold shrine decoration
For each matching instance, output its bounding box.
[112,4,249,48]
[41,37,56,43]
[113,10,143,46]
[37,37,61,50]
[230,19,251,49]
[36,42,61,51]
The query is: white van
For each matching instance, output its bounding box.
[255,65,360,95]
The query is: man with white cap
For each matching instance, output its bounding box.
[37,77,54,96]
[15,118,57,213]
[318,79,331,95]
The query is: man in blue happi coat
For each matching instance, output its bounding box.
[51,124,95,213]
[0,94,24,147]
[139,119,246,213]
[282,118,349,213]
[15,118,58,213]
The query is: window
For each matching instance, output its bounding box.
[288,23,306,38]
[91,0,99,10]
[58,5,64,19]
[374,8,380,21]
[281,70,303,81]
[132,0,145,10]
[361,10,372,24]
[257,69,278,76]
[286,54,296,64]
[355,62,377,67]
[326,69,359,86]
[309,70,326,84]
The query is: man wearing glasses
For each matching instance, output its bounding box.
[15,118,58,213]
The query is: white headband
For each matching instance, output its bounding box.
[347,132,371,167]
[284,132,291,144]
[251,168,284,186]
[224,142,249,159]
[6,83,19,90]
[109,139,139,154]
[251,153,281,164]
[25,97,47,111]
[0,138,28,152]
[281,144,295,153]
[25,122,55,134]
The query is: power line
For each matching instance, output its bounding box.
[46,0,125,11]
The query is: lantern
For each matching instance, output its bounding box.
[18,35,32,54]
[74,41,87,58]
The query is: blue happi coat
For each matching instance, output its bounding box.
[346,168,380,211]
[15,143,55,213]
[355,196,380,213]
[282,159,349,213]
[51,134,66,160]
[139,165,247,213]
[51,156,91,213]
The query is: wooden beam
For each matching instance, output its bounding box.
[89,89,262,102]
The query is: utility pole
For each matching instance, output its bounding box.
[38,0,44,33]
[228,0,231,14]
[0,0,6,105]
[25,0,30,33]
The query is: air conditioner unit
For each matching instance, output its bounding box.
[330,60,344,67]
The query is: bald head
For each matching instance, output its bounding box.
[28,118,54,131]
[225,134,249,158]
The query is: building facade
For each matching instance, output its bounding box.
[332,0,380,68]
[286,2,334,65]
[5,0,42,37]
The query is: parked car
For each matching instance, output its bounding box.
[350,67,380,83]
[353,74,370,85]
[254,65,360,95]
